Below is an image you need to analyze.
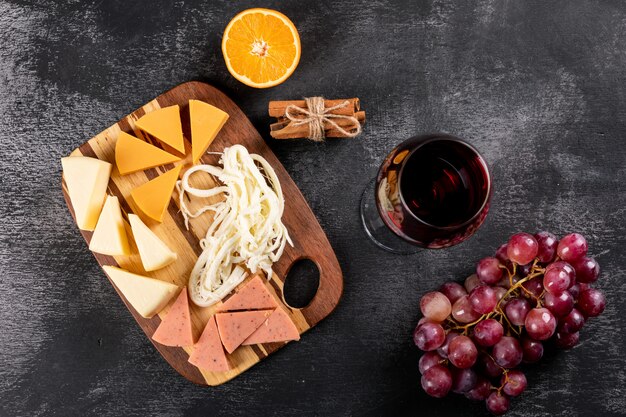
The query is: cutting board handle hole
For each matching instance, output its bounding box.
[283,258,320,309]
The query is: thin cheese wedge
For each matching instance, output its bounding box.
[217,275,277,312]
[135,105,185,153]
[189,99,229,163]
[115,131,180,175]
[189,316,229,372]
[89,195,131,256]
[130,165,182,222]
[61,156,112,231]
[215,310,273,353]
[152,288,194,347]
[102,266,178,318]
[242,307,300,345]
[128,214,177,271]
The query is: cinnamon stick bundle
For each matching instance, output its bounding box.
[268,97,365,140]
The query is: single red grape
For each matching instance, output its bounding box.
[504,297,531,326]
[451,367,478,394]
[437,331,460,358]
[421,364,452,398]
[577,288,606,317]
[522,276,544,297]
[525,308,557,340]
[448,335,478,369]
[419,351,444,374]
[469,285,498,314]
[521,336,544,363]
[452,295,481,323]
[477,257,503,285]
[420,291,452,322]
[557,233,588,262]
[494,286,507,301]
[555,330,580,349]
[558,308,585,333]
[534,231,558,263]
[544,290,574,317]
[464,274,481,292]
[543,264,573,295]
[479,352,504,378]
[507,232,538,265]
[486,391,510,415]
[492,336,523,368]
[413,322,446,351]
[439,282,467,305]
[473,319,504,347]
[495,243,509,263]
[465,377,492,401]
[501,370,527,397]
[569,283,581,300]
[572,256,600,283]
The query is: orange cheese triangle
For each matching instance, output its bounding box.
[216,310,273,354]
[217,275,278,312]
[152,288,194,347]
[189,99,229,163]
[242,307,300,345]
[115,131,180,175]
[188,316,230,372]
[130,165,182,222]
[135,105,185,153]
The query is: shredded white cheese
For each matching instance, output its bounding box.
[177,144,293,307]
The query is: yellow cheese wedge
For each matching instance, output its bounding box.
[89,195,131,256]
[130,165,182,222]
[128,214,177,271]
[190,100,229,163]
[102,266,179,318]
[61,156,112,231]
[135,105,185,153]
[115,131,181,175]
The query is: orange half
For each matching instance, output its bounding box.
[222,8,301,88]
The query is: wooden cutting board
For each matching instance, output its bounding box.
[61,81,343,386]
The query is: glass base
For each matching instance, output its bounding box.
[360,178,420,255]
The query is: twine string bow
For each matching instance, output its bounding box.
[284,97,362,142]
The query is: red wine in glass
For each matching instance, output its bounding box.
[360,134,491,252]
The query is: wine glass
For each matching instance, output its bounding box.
[360,133,492,254]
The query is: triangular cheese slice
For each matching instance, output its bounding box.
[215,310,273,354]
[188,316,229,372]
[217,275,277,312]
[89,195,131,256]
[130,165,182,222]
[115,131,180,175]
[189,100,229,163]
[152,288,194,347]
[128,214,177,271]
[242,307,300,345]
[102,266,178,318]
[61,156,112,231]
[135,105,185,153]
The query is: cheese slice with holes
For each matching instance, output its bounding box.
[152,288,194,347]
[189,316,229,372]
[135,105,185,153]
[217,275,277,312]
[89,195,131,256]
[242,307,300,345]
[115,131,180,175]
[216,310,273,353]
[102,266,178,318]
[128,214,177,271]
[130,165,182,222]
[189,100,229,163]
[61,156,112,231]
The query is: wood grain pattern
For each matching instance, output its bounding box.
[60,81,343,386]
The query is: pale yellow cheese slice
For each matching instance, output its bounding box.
[128,214,177,271]
[135,105,185,153]
[89,195,131,256]
[190,99,229,163]
[102,266,179,318]
[61,156,112,231]
[115,131,181,175]
[130,165,182,222]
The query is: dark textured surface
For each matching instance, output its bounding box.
[1,0,625,416]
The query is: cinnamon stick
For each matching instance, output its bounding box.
[270,111,366,139]
[268,98,360,118]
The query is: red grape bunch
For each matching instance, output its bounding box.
[413,232,606,415]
